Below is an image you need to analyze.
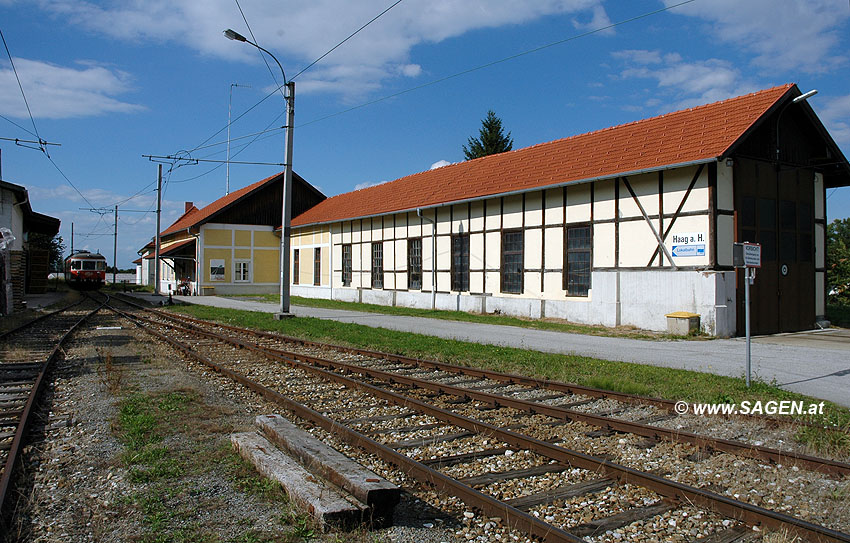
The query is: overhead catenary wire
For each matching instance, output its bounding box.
[299,0,700,129]
[289,0,406,81]
[234,0,286,98]
[0,28,46,154]
[181,0,406,161]
[177,0,699,185]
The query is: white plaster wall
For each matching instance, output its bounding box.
[618,270,721,333]
[717,215,735,267]
[713,271,737,337]
[544,188,563,225]
[717,161,734,211]
[291,284,332,299]
[0,189,24,251]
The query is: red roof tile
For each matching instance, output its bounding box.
[160,172,281,237]
[292,84,795,226]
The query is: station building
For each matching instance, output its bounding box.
[289,84,850,336]
[137,171,324,296]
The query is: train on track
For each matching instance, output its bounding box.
[64,250,107,290]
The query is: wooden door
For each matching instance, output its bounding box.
[735,158,816,335]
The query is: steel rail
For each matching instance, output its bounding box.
[119,301,850,478]
[106,302,586,543]
[111,301,850,543]
[117,295,841,434]
[114,296,675,408]
[0,297,104,520]
[0,299,84,342]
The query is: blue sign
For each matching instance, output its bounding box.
[671,244,705,257]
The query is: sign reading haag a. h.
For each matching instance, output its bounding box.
[670,232,706,258]
[670,232,706,245]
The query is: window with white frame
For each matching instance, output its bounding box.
[234,260,250,282]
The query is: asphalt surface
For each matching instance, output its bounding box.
[131,293,850,407]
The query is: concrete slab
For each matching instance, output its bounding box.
[256,414,399,524]
[152,294,850,407]
[23,291,68,310]
[231,431,367,531]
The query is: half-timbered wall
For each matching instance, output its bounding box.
[292,161,746,335]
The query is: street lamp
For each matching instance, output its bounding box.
[224,28,295,319]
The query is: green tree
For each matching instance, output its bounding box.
[462,110,513,160]
[28,233,66,272]
[827,218,850,306]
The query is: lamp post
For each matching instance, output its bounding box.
[224,29,294,318]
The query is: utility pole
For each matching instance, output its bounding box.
[70,223,74,255]
[113,205,118,285]
[155,164,162,295]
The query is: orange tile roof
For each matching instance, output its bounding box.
[160,172,281,237]
[292,84,796,227]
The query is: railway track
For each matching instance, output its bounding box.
[0,296,102,525]
[113,294,850,472]
[103,293,850,542]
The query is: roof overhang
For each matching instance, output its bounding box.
[159,238,196,258]
[722,85,850,188]
[0,180,61,235]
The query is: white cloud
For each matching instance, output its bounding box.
[663,0,849,73]
[615,49,759,110]
[26,182,191,263]
[0,58,144,119]
[30,0,608,97]
[353,179,389,191]
[817,93,850,147]
[430,159,452,169]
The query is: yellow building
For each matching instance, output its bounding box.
[138,171,324,296]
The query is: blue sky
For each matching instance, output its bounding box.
[1,0,849,268]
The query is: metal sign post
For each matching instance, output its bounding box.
[734,242,761,387]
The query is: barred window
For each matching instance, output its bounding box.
[313,247,321,286]
[341,244,352,286]
[371,242,383,289]
[292,249,299,285]
[565,225,591,296]
[451,234,469,292]
[501,230,523,293]
[408,238,422,290]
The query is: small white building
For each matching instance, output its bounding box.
[0,180,60,314]
[289,84,850,336]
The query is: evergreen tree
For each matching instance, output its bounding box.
[28,233,65,272]
[462,110,513,160]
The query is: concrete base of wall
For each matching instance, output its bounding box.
[192,284,279,296]
[323,269,737,337]
[291,285,332,299]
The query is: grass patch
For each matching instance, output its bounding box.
[166,303,850,456]
[220,294,702,341]
[112,388,294,541]
[827,303,850,328]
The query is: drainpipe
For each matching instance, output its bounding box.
[188,228,200,296]
[416,208,437,310]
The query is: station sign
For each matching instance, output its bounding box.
[670,232,706,258]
